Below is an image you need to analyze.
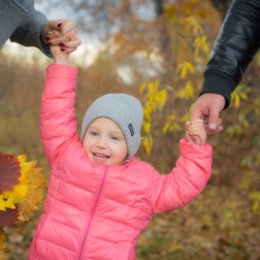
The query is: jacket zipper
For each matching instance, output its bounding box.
[77,165,109,259]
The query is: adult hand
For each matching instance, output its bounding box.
[41,19,80,49]
[191,93,225,136]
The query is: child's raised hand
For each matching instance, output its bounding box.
[48,30,81,64]
[41,20,80,49]
[185,119,207,145]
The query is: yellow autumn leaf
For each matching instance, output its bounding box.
[249,191,260,215]
[194,36,209,56]
[142,135,153,155]
[240,92,247,100]
[0,164,28,211]
[162,122,170,134]
[143,104,152,118]
[176,81,194,100]
[154,89,168,108]
[184,16,202,34]
[162,115,181,134]
[167,85,174,91]
[231,84,250,108]
[234,93,241,108]
[0,192,16,211]
[148,81,159,95]
[139,81,171,153]
[0,153,46,223]
[176,62,195,79]
[17,154,46,222]
[143,121,151,134]
[139,82,146,94]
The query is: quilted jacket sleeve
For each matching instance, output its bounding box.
[40,64,78,166]
[149,139,212,214]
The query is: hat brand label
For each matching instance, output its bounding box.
[128,124,134,136]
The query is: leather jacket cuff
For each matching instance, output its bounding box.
[200,71,237,109]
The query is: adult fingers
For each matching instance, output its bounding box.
[48,20,77,34]
[206,109,223,135]
[46,20,78,41]
[47,20,64,31]
[191,93,225,136]
[48,34,72,46]
[61,38,81,49]
[48,32,80,46]
[190,102,207,121]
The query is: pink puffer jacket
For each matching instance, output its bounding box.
[28,64,212,260]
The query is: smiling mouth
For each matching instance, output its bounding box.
[92,152,110,162]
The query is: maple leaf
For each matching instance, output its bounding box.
[0,153,46,225]
[0,153,20,193]
[16,154,46,222]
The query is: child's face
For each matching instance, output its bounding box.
[83,118,128,166]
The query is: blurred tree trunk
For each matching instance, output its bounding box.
[152,0,170,52]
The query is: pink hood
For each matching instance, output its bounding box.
[28,64,212,260]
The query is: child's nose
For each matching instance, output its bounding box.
[97,136,107,148]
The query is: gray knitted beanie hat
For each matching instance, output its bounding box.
[80,93,144,160]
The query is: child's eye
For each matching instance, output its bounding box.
[90,131,98,136]
[110,136,119,141]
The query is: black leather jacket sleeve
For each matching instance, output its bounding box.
[200,0,260,109]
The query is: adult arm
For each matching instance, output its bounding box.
[201,0,260,109]
[9,1,52,57]
[149,139,212,213]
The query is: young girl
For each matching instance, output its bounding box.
[28,37,212,260]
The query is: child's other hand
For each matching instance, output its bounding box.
[185,119,207,145]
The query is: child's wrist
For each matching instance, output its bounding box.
[53,56,69,65]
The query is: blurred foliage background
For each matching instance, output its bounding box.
[0,0,259,259]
